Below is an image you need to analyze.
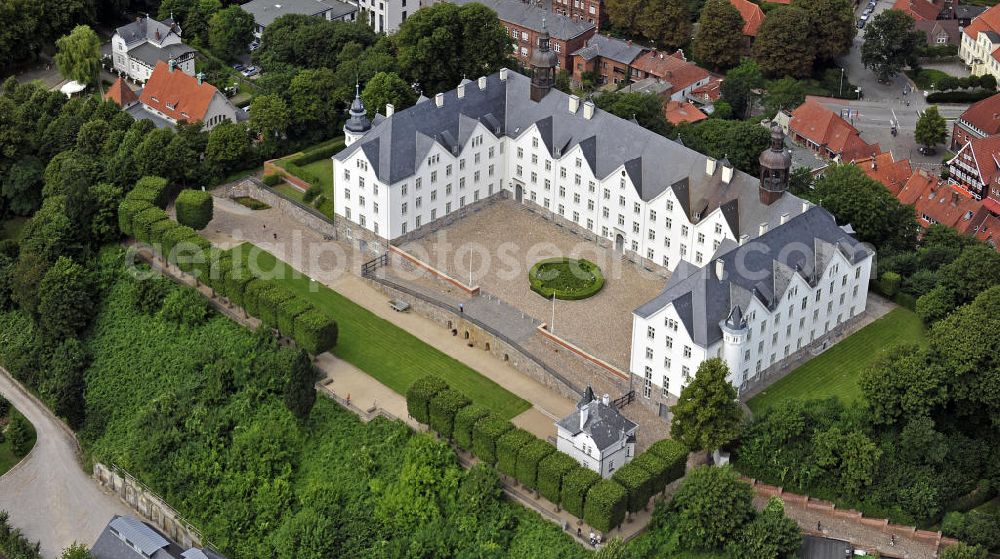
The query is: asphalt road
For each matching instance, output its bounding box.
[0,368,130,558]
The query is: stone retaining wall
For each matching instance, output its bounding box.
[263,159,312,191]
[536,324,630,382]
[225,178,337,238]
[390,245,480,295]
[394,190,509,245]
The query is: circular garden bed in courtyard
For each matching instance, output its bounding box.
[528,257,605,300]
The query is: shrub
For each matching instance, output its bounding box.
[174,234,211,274]
[631,452,670,495]
[118,198,153,236]
[242,279,270,318]
[453,404,490,450]
[528,257,605,300]
[149,218,178,249]
[132,207,169,244]
[428,389,471,439]
[584,479,628,533]
[161,224,197,258]
[263,173,282,187]
[191,247,226,287]
[131,176,171,208]
[159,288,211,326]
[258,286,294,329]
[537,451,578,505]
[647,439,689,486]
[926,90,995,103]
[472,415,513,466]
[515,439,555,490]
[562,466,601,517]
[497,428,536,477]
[277,297,313,337]
[405,375,448,424]
[175,189,214,231]
[880,271,902,297]
[292,309,338,354]
[612,461,656,513]
[7,410,32,458]
[303,182,323,203]
[222,262,255,307]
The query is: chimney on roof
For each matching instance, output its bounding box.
[458,83,465,99]
[714,259,725,281]
[802,200,811,212]
[583,100,595,119]
[871,157,877,170]
[706,157,717,175]
[579,401,589,430]
[500,68,509,81]
[568,94,580,113]
[759,222,769,236]
[780,212,790,225]
[722,161,734,184]
[168,59,176,72]
[385,103,394,117]
[478,76,487,90]
[952,190,960,205]
[435,92,444,107]
[602,394,610,407]
[739,234,750,246]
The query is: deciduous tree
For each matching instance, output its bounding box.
[284,349,317,421]
[362,72,417,118]
[763,77,806,116]
[861,9,922,82]
[638,0,692,50]
[916,105,947,148]
[753,7,814,78]
[207,6,254,62]
[721,59,764,119]
[671,466,755,551]
[692,0,745,71]
[55,25,101,87]
[670,358,743,452]
[37,256,95,340]
[798,0,855,62]
[594,91,673,137]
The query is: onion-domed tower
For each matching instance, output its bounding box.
[344,84,371,147]
[758,123,792,205]
[529,20,558,102]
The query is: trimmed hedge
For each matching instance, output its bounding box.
[405,375,449,424]
[118,198,153,236]
[278,297,314,337]
[472,415,513,466]
[633,451,671,491]
[584,479,628,533]
[150,218,179,250]
[173,234,210,273]
[131,176,171,208]
[132,207,169,244]
[537,451,579,505]
[926,89,995,103]
[293,308,338,354]
[647,440,689,489]
[453,404,490,450]
[515,439,554,489]
[222,262,255,307]
[242,279,270,318]
[263,173,283,187]
[562,466,602,518]
[428,389,471,439]
[497,428,536,477]
[286,140,345,166]
[612,461,656,513]
[258,286,295,329]
[528,257,604,300]
[175,189,214,231]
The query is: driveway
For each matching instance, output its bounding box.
[0,368,130,558]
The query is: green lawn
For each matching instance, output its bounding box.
[0,217,29,241]
[272,182,307,203]
[236,243,531,420]
[906,68,950,90]
[748,308,926,414]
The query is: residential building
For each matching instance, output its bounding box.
[555,386,637,478]
[960,4,1000,79]
[571,34,644,86]
[629,205,873,412]
[955,4,988,26]
[893,0,946,21]
[451,0,596,71]
[788,100,881,162]
[664,100,708,125]
[551,0,606,28]
[897,169,993,233]
[241,0,358,36]
[948,134,1000,198]
[629,50,712,101]
[111,16,195,82]
[914,19,961,46]
[951,92,1000,149]
[90,516,226,559]
[730,0,764,39]
[856,151,913,194]
[134,61,242,130]
[105,78,140,110]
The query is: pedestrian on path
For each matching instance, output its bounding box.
[817,521,821,532]
[273,233,277,240]
[459,303,464,313]
[589,532,595,547]
[576,527,581,539]
[890,534,895,547]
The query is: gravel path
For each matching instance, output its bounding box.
[0,368,130,558]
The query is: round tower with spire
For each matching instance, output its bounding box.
[344,84,371,147]
[529,19,558,102]
[720,304,748,384]
[758,123,792,205]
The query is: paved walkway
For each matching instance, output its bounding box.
[0,368,131,558]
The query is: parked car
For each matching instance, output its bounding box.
[232,63,245,72]
[918,146,937,155]
[248,40,260,52]
[862,7,872,15]
[241,66,260,78]
[857,18,866,28]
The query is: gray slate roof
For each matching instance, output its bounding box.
[634,207,872,347]
[572,34,645,64]
[91,516,178,559]
[556,394,637,451]
[240,0,357,27]
[128,42,196,67]
[449,0,595,40]
[337,69,808,242]
[115,17,180,46]
[954,4,987,20]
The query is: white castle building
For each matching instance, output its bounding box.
[332,29,874,405]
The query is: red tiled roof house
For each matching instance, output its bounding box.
[138,61,241,130]
[788,100,881,162]
[951,92,1000,149]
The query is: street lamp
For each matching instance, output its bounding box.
[839,67,844,97]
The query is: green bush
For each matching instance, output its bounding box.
[263,173,283,187]
[132,207,169,244]
[631,452,670,495]
[453,404,490,451]
[880,271,902,297]
[428,389,471,439]
[472,415,513,466]
[149,218,178,249]
[537,451,578,505]
[303,182,323,203]
[118,198,153,236]
[221,262,255,307]
[6,410,32,458]
[175,189,214,231]
[528,258,604,300]
[926,90,995,103]
[405,375,448,425]
[515,439,554,490]
[562,466,601,518]
[242,279,268,317]
[287,140,345,165]
[612,461,656,513]
[647,439,688,486]
[258,286,294,329]
[292,308,338,354]
[584,479,628,533]
[174,234,211,274]
[131,176,171,208]
[497,428,535,477]
[191,247,226,287]
[277,297,314,337]
[161,224,197,257]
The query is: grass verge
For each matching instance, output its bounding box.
[236,243,531,420]
[747,307,926,414]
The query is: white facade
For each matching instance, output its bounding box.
[359,0,410,33]
[111,20,193,82]
[961,29,1000,80]
[629,234,873,400]
[555,392,637,478]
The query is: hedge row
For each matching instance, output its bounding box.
[926,89,996,103]
[286,140,346,166]
[175,189,213,231]
[405,376,694,533]
[118,176,339,355]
